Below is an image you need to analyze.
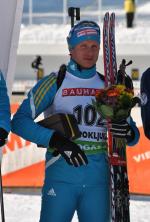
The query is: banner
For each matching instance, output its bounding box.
[0,0,24,95]
[127,107,150,194]
[127,127,150,194]
[2,104,46,187]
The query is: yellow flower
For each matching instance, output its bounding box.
[116,84,126,92]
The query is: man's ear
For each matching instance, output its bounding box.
[69,49,73,55]
[69,49,73,57]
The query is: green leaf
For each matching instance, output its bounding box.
[99,105,114,119]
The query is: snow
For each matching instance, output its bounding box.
[137,2,150,13]
[3,192,150,222]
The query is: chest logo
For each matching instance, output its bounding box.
[62,88,99,96]
[141,92,148,106]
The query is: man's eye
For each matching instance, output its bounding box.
[92,45,98,49]
[81,45,86,49]
[93,46,99,51]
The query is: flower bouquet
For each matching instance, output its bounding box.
[93,84,136,122]
[92,84,139,150]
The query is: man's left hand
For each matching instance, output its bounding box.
[109,120,131,139]
[0,128,8,147]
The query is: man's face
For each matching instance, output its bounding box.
[70,40,100,69]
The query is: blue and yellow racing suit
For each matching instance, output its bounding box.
[12,60,139,222]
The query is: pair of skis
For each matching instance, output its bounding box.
[103,12,130,221]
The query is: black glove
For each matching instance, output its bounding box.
[109,120,131,139]
[49,132,88,167]
[0,128,8,147]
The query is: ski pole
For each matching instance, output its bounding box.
[0,148,5,222]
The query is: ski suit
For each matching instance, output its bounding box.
[11,60,139,222]
[0,71,11,133]
[140,67,150,139]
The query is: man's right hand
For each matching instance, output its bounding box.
[0,138,7,147]
[49,132,88,167]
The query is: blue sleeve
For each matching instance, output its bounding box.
[0,71,11,133]
[11,73,57,147]
[127,116,140,146]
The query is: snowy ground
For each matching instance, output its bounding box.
[3,191,150,222]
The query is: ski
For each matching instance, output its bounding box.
[103,12,111,87]
[109,13,117,86]
[103,12,130,222]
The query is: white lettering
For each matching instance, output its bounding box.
[145,151,150,159]
[76,88,83,95]
[83,88,90,95]
[133,155,141,163]
[133,151,150,163]
[62,89,68,96]
[70,89,75,95]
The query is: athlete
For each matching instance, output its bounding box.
[11,21,139,222]
[140,67,150,139]
[0,71,11,147]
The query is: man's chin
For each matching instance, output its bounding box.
[80,63,95,69]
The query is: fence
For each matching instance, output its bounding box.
[23,0,102,25]
[22,0,149,26]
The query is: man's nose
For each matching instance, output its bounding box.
[86,47,94,55]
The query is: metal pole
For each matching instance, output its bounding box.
[63,0,67,25]
[0,166,5,222]
[29,0,33,25]
[0,148,5,222]
[134,0,138,26]
[98,0,102,24]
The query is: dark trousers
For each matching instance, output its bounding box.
[126,12,134,28]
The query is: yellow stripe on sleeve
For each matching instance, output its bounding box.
[34,75,56,106]
[35,78,56,108]
[34,74,56,100]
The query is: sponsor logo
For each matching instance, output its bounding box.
[64,151,72,158]
[47,188,56,197]
[77,29,97,37]
[79,144,104,151]
[141,92,148,106]
[62,88,99,97]
[81,131,107,141]
[133,151,150,162]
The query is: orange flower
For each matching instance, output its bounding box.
[95,89,105,97]
[107,89,120,97]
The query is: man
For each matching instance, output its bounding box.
[124,0,136,28]
[0,71,11,148]
[11,21,139,222]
